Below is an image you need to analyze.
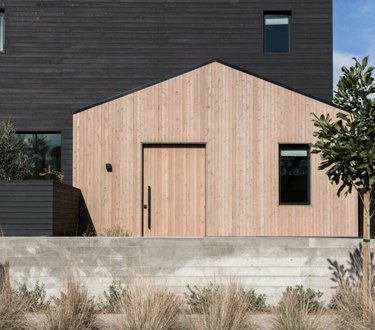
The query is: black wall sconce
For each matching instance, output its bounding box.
[105,163,113,172]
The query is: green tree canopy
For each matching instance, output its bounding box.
[312,56,375,197]
[0,120,35,180]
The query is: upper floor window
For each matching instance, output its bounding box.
[264,12,291,54]
[16,132,61,179]
[0,9,4,52]
[279,145,310,205]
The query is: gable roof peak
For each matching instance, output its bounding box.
[75,59,347,114]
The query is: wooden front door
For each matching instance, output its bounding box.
[142,144,206,236]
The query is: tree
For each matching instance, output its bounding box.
[0,120,35,180]
[312,56,375,312]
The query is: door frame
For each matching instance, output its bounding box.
[141,142,207,236]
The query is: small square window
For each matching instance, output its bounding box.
[264,12,291,54]
[279,145,310,205]
[0,9,4,52]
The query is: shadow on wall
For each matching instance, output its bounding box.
[77,193,97,236]
[327,243,375,291]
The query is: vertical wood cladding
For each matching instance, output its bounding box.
[73,62,356,237]
[0,0,333,183]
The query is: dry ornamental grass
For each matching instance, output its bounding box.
[186,281,258,330]
[99,226,132,237]
[40,273,96,330]
[333,287,375,330]
[272,286,324,330]
[0,285,31,330]
[116,280,183,330]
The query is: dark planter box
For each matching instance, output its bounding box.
[0,180,80,236]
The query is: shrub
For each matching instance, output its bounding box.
[272,286,324,330]
[99,225,132,237]
[41,273,96,330]
[185,282,266,313]
[241,287,267,312]
[187,281,257,330]
[116,280,182,330]
[15,281,50,312]
[282,286,323,313]
[0,120,35,180]
[185,283,219,314]
[39,166,64,182]
[100,280,129,313]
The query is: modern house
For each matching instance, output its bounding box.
[1,1,368,237]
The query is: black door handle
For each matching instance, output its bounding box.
[147,186,151,230]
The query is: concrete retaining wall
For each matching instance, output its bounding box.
[0,237,373,304]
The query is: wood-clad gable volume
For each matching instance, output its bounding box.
[73,61,358,237]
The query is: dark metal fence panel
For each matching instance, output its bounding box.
[53,181,80,236]
[0,181,81,236]
[0,181,53,236]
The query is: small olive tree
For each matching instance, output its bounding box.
[312,56,375,311]
[0,120,35,180]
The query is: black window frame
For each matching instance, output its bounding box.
[263,11,292,55]
[279,144,310,205]
[0,9,4,53]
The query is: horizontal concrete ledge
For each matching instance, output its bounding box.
[0,236,371,244]
[0,237,373,304]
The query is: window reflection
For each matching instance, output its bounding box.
[280,146,309,204]
[17,133,61,179]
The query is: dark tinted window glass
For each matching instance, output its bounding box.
[0,10,4,52]
[280,145,309,204]
[264,13,290,53]
[17,133,61,178]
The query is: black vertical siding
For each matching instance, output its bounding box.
[0,0,333,183]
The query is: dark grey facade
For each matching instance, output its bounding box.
[0,181,80,236]
[0,0,333,183]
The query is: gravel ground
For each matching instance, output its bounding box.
[96,313,336,329]
[28,312,336,329]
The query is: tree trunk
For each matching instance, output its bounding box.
[362,191,371,315]
[0,261,9,293]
